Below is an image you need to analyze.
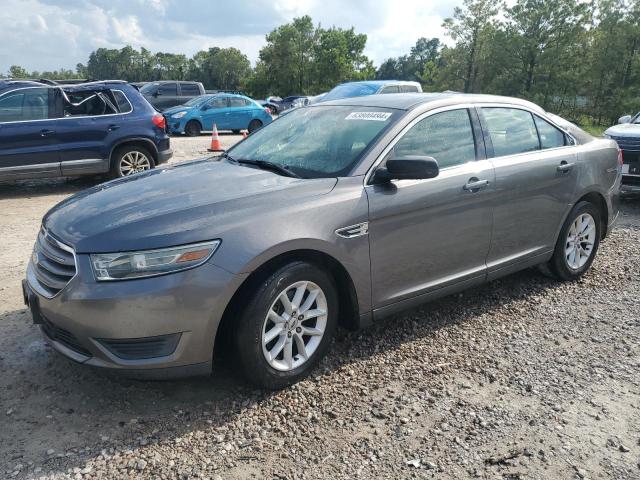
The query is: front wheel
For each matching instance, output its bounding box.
[233,261,338,389]
[184,120,201,137]
[248,119,263,133]
[545,201,601,280]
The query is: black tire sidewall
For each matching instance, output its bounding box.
[248,120,262,133]
[234,261,338,389]
[551,201,601,280]
[185,120,201,137]
[111,146,155,179]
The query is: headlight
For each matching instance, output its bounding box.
[91,240,220,281]
[172,111,187,119]
[603,133,611,139]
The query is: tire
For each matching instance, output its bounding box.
[233,261,338,389]
[545,201,601,281]
[110,145,155,179]
[267,105,277,115]
[248,119,263,133]
[184,120,201,137]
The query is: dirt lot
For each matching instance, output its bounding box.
[1,136,639,479]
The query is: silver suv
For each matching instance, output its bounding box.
[23,93,621,389]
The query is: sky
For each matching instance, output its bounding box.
[0,0,461,73]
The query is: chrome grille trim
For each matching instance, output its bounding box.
[335,222,369,238]
[29,228,77,298]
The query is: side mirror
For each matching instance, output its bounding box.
[200,105,210,111]
[372,156,439,183]
[153,91,161,97]
[618,115,631,124]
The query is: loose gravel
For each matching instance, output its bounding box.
[1,138,638,479]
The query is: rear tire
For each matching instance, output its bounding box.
[545,201,601,281]
[110,146,155,179]
[248,119,263,133]
[233,261,338,390]
[184,120,201,137]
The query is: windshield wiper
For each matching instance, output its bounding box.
[236,158,302,179]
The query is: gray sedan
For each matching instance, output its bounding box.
[23,93,621,389]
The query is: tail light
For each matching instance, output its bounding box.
[617,148,624,166]
[152,114,166,130]
[264,107,271,115]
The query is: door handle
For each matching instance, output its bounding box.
[557,161,575,173]
[40,129,55,137]
[463,178,490,191]
[108,124,120,131]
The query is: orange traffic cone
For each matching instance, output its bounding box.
[207,124,224,152]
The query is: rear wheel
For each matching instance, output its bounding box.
[545,201,601,280]
[184,120,202,137]
[233,261,338,389]
[248,119,263,133]
[111,146,154,178]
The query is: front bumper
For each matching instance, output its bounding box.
[24,256,246,378]
[621,174,640,195]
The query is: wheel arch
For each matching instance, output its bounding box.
[575,190,609,240]
[109,138,159,167]
[214,248,360,358]
[185,118,202,132]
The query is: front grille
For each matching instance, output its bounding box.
[622,175,640,186]
[610,135,640,154]
[31,228,76,297]
[98,334,181,360]
[42,317,91,357]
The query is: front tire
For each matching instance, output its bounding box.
[546,201,601,280]
[234,261,338,389]
[248,119,263,133]
[110,146,154,178]
[184,120,201,137]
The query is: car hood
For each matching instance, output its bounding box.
[43,159,338,253]
[604,123,640,137]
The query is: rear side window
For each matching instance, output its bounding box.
[392,108,476,169]
[0,88,49,122]
[207,97,228,109]
[400,85,418,93]
[482,108,539,157]
[229,97,249,107]
[180,83,200,96]
[534,116,566,149]
[111,90,132,113]
[158,83,177,96]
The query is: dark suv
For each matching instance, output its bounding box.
[0,80,172,181]
[139,81,206,111]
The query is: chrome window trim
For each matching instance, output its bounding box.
[0,86,134,125]
[364,103,478,185]
[0,162,59,172]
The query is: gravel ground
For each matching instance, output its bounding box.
[1,137,639,479]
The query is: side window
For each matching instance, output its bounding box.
[400,85,418,93]
[180,83,200,96]
[0,88,49,122]
[380,85,400,94]
[228,97,248,107]
[207,97,228,109]
[482,108,539,157]
[111,90,132,113]
[534,116,566,149]
[392,109,477,169]
[158,83,177,96]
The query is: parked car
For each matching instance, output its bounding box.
[164,93,273,136]
[140,81,205,111]
[604,113,640,194]
[23,93,620,389]
[263,95,308,115]
[317,80,422,103]
[0,80,172,181]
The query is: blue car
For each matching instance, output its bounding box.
[164,94,272,136]
[317,80,422,103]
[0,80,172,181]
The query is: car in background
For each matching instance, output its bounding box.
[604,113,640,194]
[23,93,619,389]
[0,80,172,181]
[263,95,308,115]
[140,81,205,111]
[317,80,422,103]
[164,93,272,136]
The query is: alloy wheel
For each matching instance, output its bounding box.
[119,151,151,176]
[565,213,596,270]
[261,281,328,372]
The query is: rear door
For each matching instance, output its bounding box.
[226,97,252,130]
[366,107,495,308]
[0,86,61,179]
[479,106,579,276]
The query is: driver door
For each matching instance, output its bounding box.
[201,96,229,131]
[366,107,495,310]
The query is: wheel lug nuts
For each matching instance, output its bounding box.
[296,327,302,333]
[287,332,292,338]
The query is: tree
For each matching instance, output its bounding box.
[188,47,251,89]
[8,65,29,78]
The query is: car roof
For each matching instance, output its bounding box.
[337,80,422,87]
[314,92,545,113]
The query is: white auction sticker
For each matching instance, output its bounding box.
[345,111,392,121]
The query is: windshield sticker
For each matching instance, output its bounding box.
[345,111,392,121]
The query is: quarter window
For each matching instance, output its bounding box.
[111,90,132,113]
[0,88,49,122]
[482,108,539,157]
[534,116,566,149]
[391,109,477,169]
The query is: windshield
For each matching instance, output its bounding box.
[140,82,159,94]
[227,106,398,178]
[321,83,378,102]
